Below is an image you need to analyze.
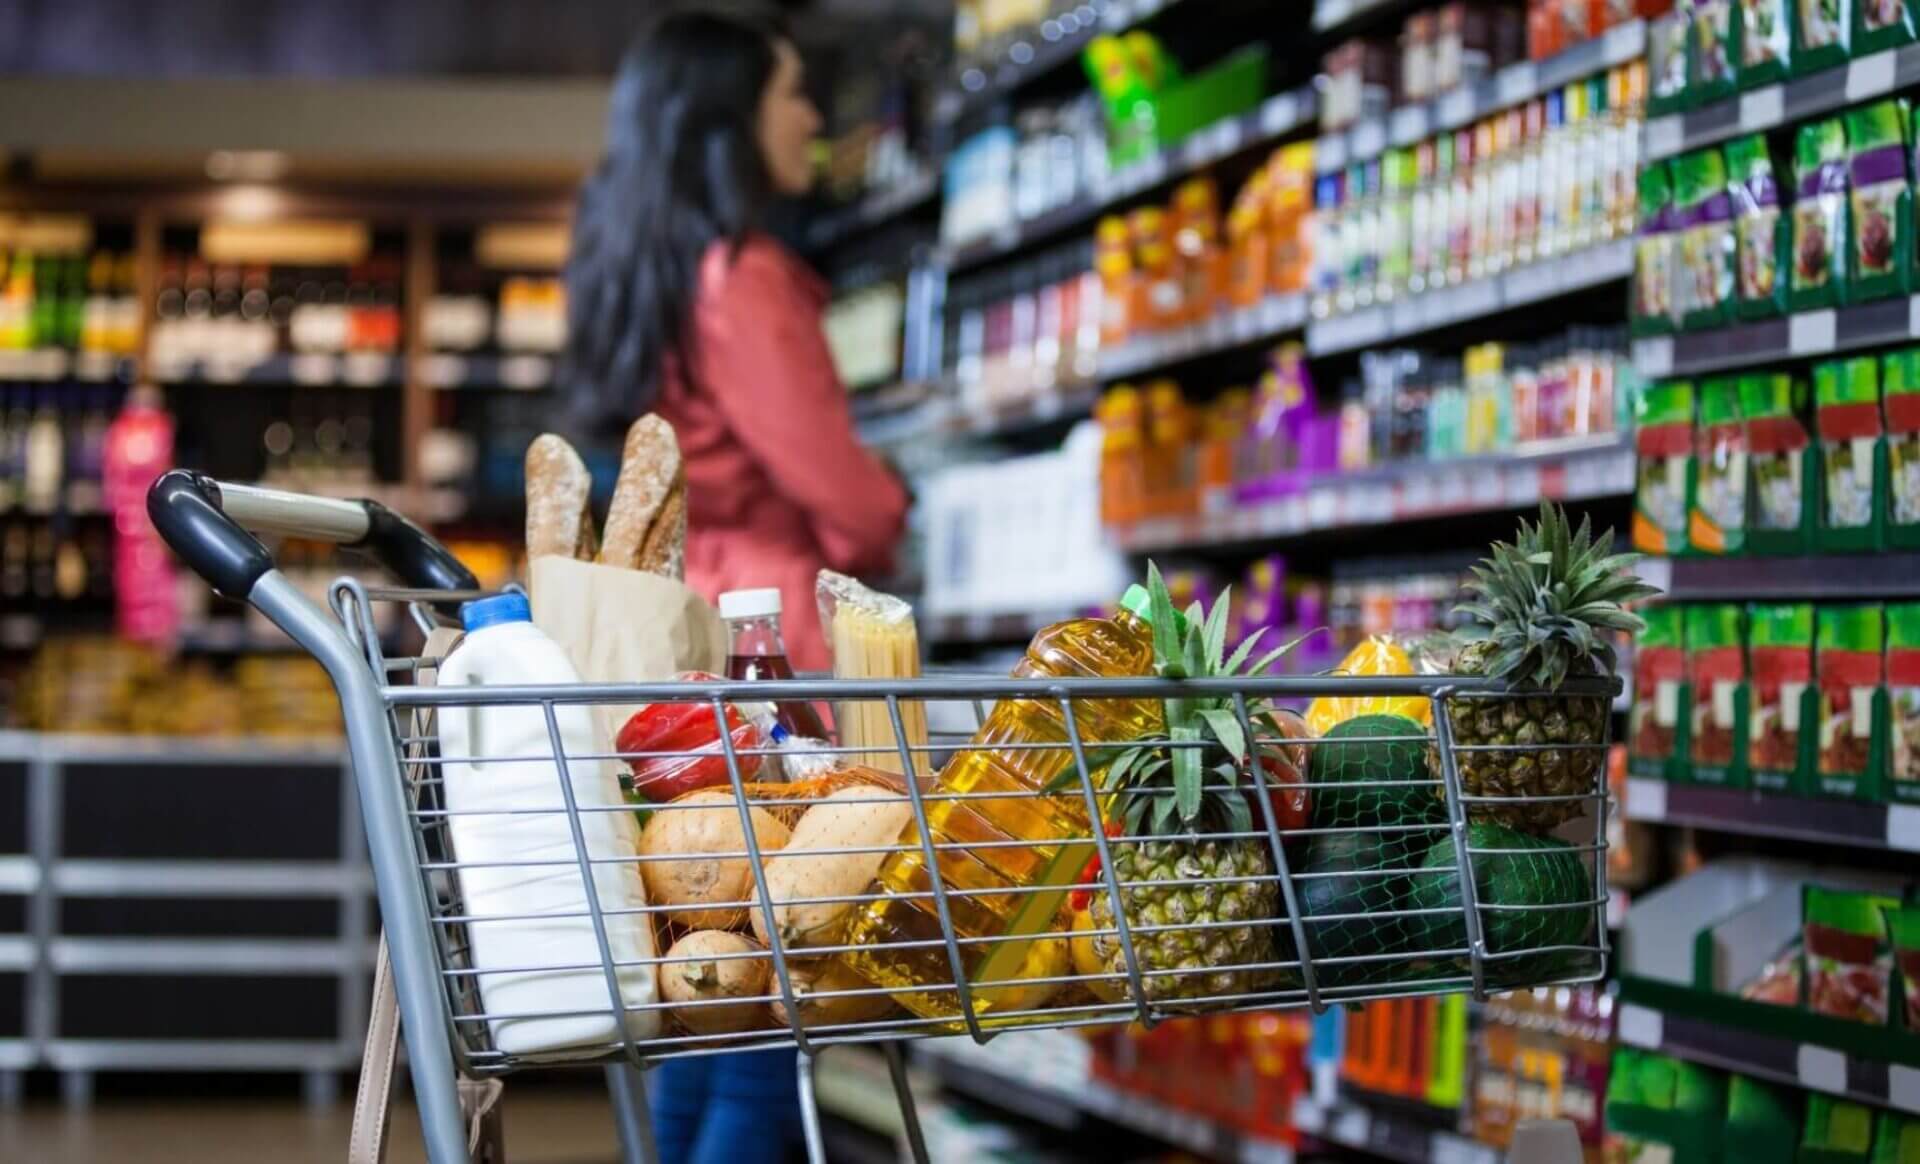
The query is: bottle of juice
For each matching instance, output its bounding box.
[720,588,828,741]
[839,588,1166,1019]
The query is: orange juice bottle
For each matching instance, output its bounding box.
[1143,379,1194,516]
[1198,387,1249,514]
[1095,384,1146,527]
[1094,215,1136,347]
[1129,205,1181,330]
[1267,142,1317,293]
[1171,177,1222,323]
[1225,165,1271,308]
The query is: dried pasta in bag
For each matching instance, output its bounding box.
[818,570,930,777]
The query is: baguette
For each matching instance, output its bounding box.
[599,414,685,575]
[524,434,598,561]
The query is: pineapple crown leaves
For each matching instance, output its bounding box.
[1453,502,1663,688]
[1053,562,1305,838]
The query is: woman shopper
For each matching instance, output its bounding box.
[566,3,908,675]
[562,7,907,1161]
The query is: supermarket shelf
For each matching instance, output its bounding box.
[1632,296,1920,380]
[1316,21,1647,175]
[1114,435,1635,554]
[1291,1093,1497,1164]
[858,379,1102,446]
[948,379,1102,437]
[937,0,1182,126]
[1645,44,1920,163]
[47,936,369,975]
[1623,777,1920,853]
[1637,552,1920,601]
[420,351,555,391]
[42,1038,358,1072]
[0,729,345,767]
[1307,238,1634,357]
[49,859,372,898]
[0,349,136,383]
[805,169,940,252]
[917,1040,1295,1163]
[943,88,1315,273]
[1311,0,1422,35]
[1099,293,1309,380]
[150,351,403,387]
[1616,993,1920,1117]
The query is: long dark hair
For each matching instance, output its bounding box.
[564,6,786,431]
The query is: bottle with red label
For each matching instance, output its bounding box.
[721,587,829,743]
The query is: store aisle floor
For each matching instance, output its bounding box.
[0,1090,622,1163]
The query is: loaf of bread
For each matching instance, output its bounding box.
[524,434,598,561]
[599,415,686,579]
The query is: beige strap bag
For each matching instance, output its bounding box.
[349,625,506,1164]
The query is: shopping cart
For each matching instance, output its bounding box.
[148,470,1618,1164]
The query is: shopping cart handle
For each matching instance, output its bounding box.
[148,470,478,598]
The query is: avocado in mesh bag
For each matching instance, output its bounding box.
[1406,821,1593,985]
[1308,713,1442,827]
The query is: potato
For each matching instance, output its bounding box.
[639,788,790,931]
[661,930,772,1035]
[767,957,898,1031]
[751,785,912,952]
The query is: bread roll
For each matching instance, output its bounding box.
[600,415,685,574]
[524,434,598,561]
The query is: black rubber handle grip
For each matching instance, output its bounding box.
[148,470,275,599]
[353,500,479,592]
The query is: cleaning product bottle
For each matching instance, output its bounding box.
[437,592,659,1054]
[840,587,1165,1020]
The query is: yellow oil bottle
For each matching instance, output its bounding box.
[839,586,1165,1021]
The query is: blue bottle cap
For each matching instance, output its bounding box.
[461,592,531,632]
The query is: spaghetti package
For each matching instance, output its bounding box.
[818,571,931,778]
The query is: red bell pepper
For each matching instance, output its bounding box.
[615,672,763,802]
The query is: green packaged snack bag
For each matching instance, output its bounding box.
[1636,381,1697,554]
[1744,0,1797,85]
[1636,164,1680,336]
[1693,379,1750,553]
[1815,357,1889,551]
[1632,605,1689,780]
[1730,134,1792,318]
[1888,348,1920,545]
[1794,119,1852,310]
[1804,884,1898,1023]
[1884,901,1920,1031]
[1887,604,1920,804]
[1678,149,1739,329]
[1855,0,1918,53]
[1846,100,1914,301]
[1743,373,1820,553]
[1696,0,1742,103]
[1817,605,1888,799]
[1727,1074,1803,1164]
[1688,604,1750,786]
[1651,11,1695,115]
[1749,603,1817,794]
[1870,1109,1920,1164]
[1804,1093,1879,1163]
[1796,0,1855,75]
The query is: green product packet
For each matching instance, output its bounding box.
[1679,149,1739,329]
[1886,900,1920,1033]
[1637,381,1698,555]
[1869,1109,1920,1164]
[1804,1093,1879,1162]
[1748,602,1817,794]
[1727,1074,1803,1164]
[1688,603,1750,784]
[1845,100,1914,301]
[1632,604,1690,779]
[1743,373,1820,553]
[1855,0,1919,53]
[1694,378,1750,553]
[1888,604,1920,804]
[1652,10,1696,115]
[1815,356,1889,550]
[1794,119,1852,310]
[1730,134,1792,318]
[1744,0,1798,86]
[1887,348,1920,544]
[1638,163,1680,336]
[1695,0,1742,103]
[1817,604,1887,798]
[1796,0,1855,75]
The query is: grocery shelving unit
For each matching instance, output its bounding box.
[1644,41,1920,162]
[1624,777,1920,854]
[1632,295,1920,380]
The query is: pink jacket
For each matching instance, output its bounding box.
[657,236,908,671]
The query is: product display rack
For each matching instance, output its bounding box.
[1289,1091,1500,1164]
[1644,42,1920,163]
[1632,296,1920,380]
[937,0,1186,126]
[1641,552,1920,601]
[1624,777,1920,854]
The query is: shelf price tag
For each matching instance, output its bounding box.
[1331,1107,1371,1147]
[500,355,552,390]
[1739,86,1785,132]
[1634,336,1675,378]
[1438,87,1475,129]
[1351,120,1386,160]
[1389,104,1429,144]
[1797,1045,1848,1095]
[1645,115,1683,160]
[289,353,336,386]
[1847,50,1898,101]
[1887,804,1920,852]
[1626,777,1668,822]
[1496,62,1537,106]
[1890,1064,1920,1115]
[1603,20,1646,64]
[1617,1004,1663,1049]
[1318,133,1348,173]
[1260,94,1299,137]
[1789,310,1837,355]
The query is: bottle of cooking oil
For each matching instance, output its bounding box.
[839,586,1165,1021]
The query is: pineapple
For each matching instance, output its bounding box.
[1076,565,1299,1006]
[1446,503,1660,832]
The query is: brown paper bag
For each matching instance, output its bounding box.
[528,556,727,737]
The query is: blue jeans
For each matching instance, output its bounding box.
[648,1049,803,1164]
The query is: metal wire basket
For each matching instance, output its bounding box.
[147,471,1618,1164]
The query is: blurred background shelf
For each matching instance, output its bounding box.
[1623,779,1920,854]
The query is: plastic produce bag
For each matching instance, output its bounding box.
[1305,635,1433,735]
[616,672,775,802]
[818,570,930,777]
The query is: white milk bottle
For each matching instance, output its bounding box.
[436,592,659,1054]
